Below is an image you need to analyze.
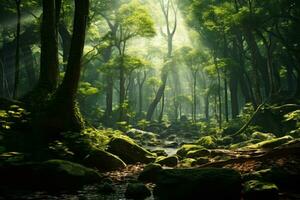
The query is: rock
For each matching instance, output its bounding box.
[176,144,204,158]
[107,137,156,164]
[125,183,151,200]
[194,157,210,165]
[186,149,210,158]
[138,163,163,182]
[243,180,279,200]
[178,158,197,167]
[151,149,168,157]
[156,156,178,167]
[153,168,242,200]
[196,136,216,148]
[0,159,102,190]
[83,149,126,172]
[97,182,115,194]
[251,131,275,141]
[163,141,179,148]
[242,167,300,191]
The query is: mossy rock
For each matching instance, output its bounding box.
[125,183,151,200]
[243,180,279,200]
[251,131,275,141]
[196,136,216,148]
[138,163,163,182]
[247,135,294,149]
[242,167,300,191]
[176,144,204,158]
[156,155,178,167]
[107,137,156,164]
[151,149,168,157]
[186,149,210,158]
[0,159,102,190]
[178,158,197,167]
[194,157,210,165]
[83,149,126,172]
[153,168,242,200]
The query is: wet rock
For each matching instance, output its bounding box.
[138,163,163,182]
[83,149,126,172]
[153,168,242,200]
[97,182,115,194]
[196,136,216,148]
[156,155,178,167]
[151,149,168,157]
[176,144,204,158]
[194,157,210,165]
[186,149,210,158]
[107,137,156,164]
[164,141,179,148]
[125,183,151,200]
[0,159,102,191]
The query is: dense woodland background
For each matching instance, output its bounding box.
[0,0,300,199]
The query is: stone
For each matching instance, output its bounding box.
[138,163,163,182]
[176,144,204,158]
[125,183,151,200]
[243,180,279,200]
[83,149,126,172]
[186,149,210,158]
[156,156,178,167]
[107,137,156,164]
[153,168,242,200]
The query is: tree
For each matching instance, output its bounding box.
[146,0,177,121]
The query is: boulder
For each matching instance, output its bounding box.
[107,137,156,164]
[83,149,126,172]
[151,149,168,157]
[125,183,151,200]
[0,159,102,190]
[243,180,279,200]
[176,144,205,158]
[194,157,210,165]
[138,163,163,182]
[186,149,210,158]
[153,168,242,200]
[156,156,178,167]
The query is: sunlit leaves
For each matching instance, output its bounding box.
[117,1,156,39]
[78,82,100,96]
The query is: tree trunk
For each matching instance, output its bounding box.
[50,0,89,132]
[21,45,37,86]
[146,71,168,121]
[39,0,59,92]
[59,23,71,70]
[229,76,239,118]
[13,0,21,99]
[119,60,125,121]
[224,75,229,122]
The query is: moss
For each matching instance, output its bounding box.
[196,136,216,148]
[186,149,210,158]
[176,144,204,158]
[179,158,196,167]
[246,135,293,149]
[156,155,178,167]
[251,131,275,141]
[107,137,156,164]
[243,180,279,200]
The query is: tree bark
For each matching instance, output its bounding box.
[13,0,21,99]
[39,0,59,92]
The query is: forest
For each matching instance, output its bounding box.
[0,0,300,199]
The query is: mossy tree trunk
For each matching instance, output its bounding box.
[49,0,89,132]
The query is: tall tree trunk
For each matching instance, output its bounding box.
[119,60,125,121]
[224,75,229,122]
[50,0,89,132]
[229,76,239,118]
[147,71,168,121]
[39,0,59,92]
[59,23,71,70]
[21,45,37,86]
[13,0,21,99]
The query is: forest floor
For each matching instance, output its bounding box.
[1,140,300,200]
